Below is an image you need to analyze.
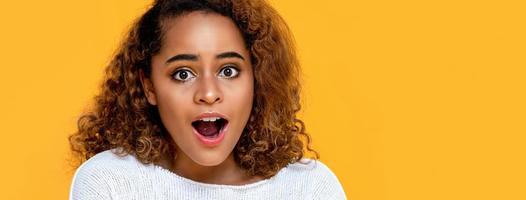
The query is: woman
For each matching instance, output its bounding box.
[69,0,346,199]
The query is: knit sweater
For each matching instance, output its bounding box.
[69,149,347,200]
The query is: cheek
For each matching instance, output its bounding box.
[155,88,192,131]
[242,84,254,109]
[243,75,255,108]
[229,76,254,116]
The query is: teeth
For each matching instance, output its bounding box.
[200,117,221,122]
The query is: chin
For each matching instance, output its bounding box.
[191,153,230,166]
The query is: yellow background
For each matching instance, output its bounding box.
[0,0,524,199]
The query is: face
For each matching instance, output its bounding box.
[141,11,254,166]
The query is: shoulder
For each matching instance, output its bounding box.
[285,158,340,183]
[69,148,143,199]
[72,148,141,177]
[282,158,347,199]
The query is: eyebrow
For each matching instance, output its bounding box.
[216,52,245,60]
[165,54,198,64]
[165,51,245,64]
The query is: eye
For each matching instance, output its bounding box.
[218,65,240,78]
[171,69,196,82]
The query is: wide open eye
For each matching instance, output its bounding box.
[218,65,239,78]
[172,69,196,82]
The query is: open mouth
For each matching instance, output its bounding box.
[191,117,228,138]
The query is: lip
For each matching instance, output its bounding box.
[192,120,228,147]
[192,111,229,122]
[192,111,229,147]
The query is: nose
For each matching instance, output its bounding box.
[194,76,223,105]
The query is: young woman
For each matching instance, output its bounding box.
[69,0,346,199]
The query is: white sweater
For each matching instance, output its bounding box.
[69,149,347,200]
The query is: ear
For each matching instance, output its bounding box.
[139,69,158,106]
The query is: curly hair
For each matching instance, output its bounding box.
[69,0,318,179]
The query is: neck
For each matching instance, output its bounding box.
[159,149,263,185]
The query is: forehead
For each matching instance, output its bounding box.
[159,11,247,53]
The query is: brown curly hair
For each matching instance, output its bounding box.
[69,0,318,178]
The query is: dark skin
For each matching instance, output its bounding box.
[140,11,263,185]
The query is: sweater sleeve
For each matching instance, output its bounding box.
[69,159,112,200]
[310,161,347,200]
